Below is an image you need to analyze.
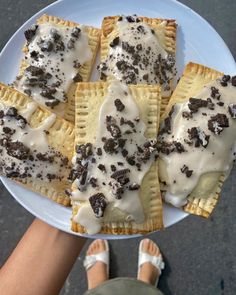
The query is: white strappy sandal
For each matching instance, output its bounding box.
[83,239,110,276]
[138,239,165,286]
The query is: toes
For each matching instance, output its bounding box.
[141,239,162,257]
[150,241,155,255]
[87,239,107,256]
[97,239,106,251]
[141,238,150,253]
[87,240,99,255]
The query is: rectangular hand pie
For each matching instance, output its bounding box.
[98,15,177,111]
[0,83,74,206]
[158,62,236,217]
[13,14,101,122]
[71,81,163,234]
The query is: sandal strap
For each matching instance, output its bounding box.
[83,251,109,271]
[139,252,165,274]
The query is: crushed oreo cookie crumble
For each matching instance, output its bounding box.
[208,113,229,135]
[114,99,125,111]
[97,15,176,92]
[14,22,92,111]
[180,165,193,178]
[89,193,107,218]
[188,127,210,148]
[228,104,236,119]
[0,106,70,182]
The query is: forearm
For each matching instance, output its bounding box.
[0,218,86,295]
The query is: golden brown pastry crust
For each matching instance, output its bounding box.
[0,83,75,206]
[19,14,101,123]
[160,62,224,217]
[100,15,177,109]
[71,81,163,234]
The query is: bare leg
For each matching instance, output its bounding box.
[0,218,86,295]
[137,239,162,285]
[86,239,108,290]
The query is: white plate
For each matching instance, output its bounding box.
[0,0,235,239]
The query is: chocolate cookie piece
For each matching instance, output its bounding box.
[210,86,221,100]
[89,193,107,218]
[228,104,236,118]
[231,76,236,87]
[76,143,93,160]
[96,147,102,156]
[30,50,39,60]
[36,153,54,163]
[158,141,175,155]
[110,181,124,199]
[39,40,54,52]
[110,36,120,48]
[97,163,106,173]
[206,98,215,110]
[6,107,17,117]
[24,24,38,43]
[25,65,44,77]
[114,99,125,112]
[40,86,57,100]
[122,149,128,157]
[110,164,116,172]
[107,123,121,138]
[73,72,83,82]
[126,16,136,23]
[159,106,175,135]
[120,117,135,128]
[103,138,117,154]
[71,27,81,38]
[111,168,130,182]
[158,139,185,155]
[173,141,185,153]
[45,100,60,108]
[180,165,193,178]
[79,170,88,189]
[126,155,136,166]
[68,168,80,182]
[55,40,65,51]
[118,138,126,149]
[89,177,98,188]
[16,115,27,129]
[6,140,30,160]
[50,28,61,41]
[106,115,116,125]
[46,173,56,181]
[128,183,140,190]
[220,75,230,87]
[188,98,208,113]
[208,113,229,135]
[188,127,210,148]
[2,127,15,135]
[182,111,193,119]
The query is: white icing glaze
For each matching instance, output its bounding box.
[74,204,102,235]
[0,103,70,182]
[20,102,38,120]
[72,80,157,234]
[19,113,56,153]
[99,16,175,96]
[14,23,92,115]
[159,78,236,207]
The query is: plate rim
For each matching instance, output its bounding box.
[0,0,235,239]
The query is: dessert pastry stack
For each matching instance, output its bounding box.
[0,13,235,235]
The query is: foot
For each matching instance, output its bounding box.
[137,238,162,286]
[86,239,108,290]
